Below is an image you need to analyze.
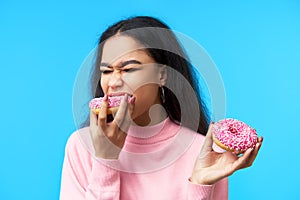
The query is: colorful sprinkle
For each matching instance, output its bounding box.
[213,118,258,153]
[89,96,124,109]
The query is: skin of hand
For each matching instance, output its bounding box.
[190,123,264,185]
[89,94,135,159]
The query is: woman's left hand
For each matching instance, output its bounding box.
[190,123,263,185]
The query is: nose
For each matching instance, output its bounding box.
[108,70,123,89]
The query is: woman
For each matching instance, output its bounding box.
[60,16,263,199]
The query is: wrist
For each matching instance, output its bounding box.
[189,176,212,185]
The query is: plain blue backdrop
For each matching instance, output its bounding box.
[1,0,299,199]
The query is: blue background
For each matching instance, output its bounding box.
[1,0,299,199]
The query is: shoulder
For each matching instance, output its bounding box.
[172,124,207,157]
[61,127,94,190]
[65,127,90,150]
[166,119,206,152]
[64,127,94,163]
[179,124,206,144]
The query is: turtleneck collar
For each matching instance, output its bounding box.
[123,117,181,153]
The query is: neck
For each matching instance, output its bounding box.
[133,104,168,127]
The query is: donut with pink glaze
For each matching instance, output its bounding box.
[212,118,258,154]
[89,96,124,114]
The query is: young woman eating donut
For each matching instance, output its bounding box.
[60,16,263,199]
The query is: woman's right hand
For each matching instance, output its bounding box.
[89,94,135,159]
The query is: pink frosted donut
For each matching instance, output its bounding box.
[212,118,258,154]
[89,96,124,114]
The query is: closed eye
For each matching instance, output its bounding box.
[100,69,113,74]
[99,59,142,74]
[122,68,138,73]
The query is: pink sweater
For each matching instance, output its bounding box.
[60,118,228,200]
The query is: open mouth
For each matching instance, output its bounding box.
[105,93,134,123]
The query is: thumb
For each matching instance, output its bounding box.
[200,122,214,153]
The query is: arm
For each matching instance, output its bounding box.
[187,178,228,200]
[60,95,134,199]
[60,133,120,200]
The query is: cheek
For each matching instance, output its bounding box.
[123,68,160,91]
[133,85,160,109]
[100,76,108,92]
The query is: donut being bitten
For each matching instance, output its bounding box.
[89,96,124,115]
[212,118,258,154]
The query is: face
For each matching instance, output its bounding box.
[100,35,166,125]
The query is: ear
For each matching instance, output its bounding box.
[159,65,167,86]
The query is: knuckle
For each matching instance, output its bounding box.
[101,102,108,108]
[98,114,106,121]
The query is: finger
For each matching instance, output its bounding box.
[119,96,135,133]
[230,147,254,172]
[90,108,97,125]
[258,136,264,143]
[113,94,129,128]
[128,96,135,115]
[231,136,264,171]
[201,122,214,152]
[89,109,98,133]
[98,95,108,132]
[245,136,264,165]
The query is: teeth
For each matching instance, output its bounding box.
[109,93,133,97]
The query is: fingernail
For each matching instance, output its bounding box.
[129,96,136,104]
[260,136,264,142]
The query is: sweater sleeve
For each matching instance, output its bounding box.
[187,178,228,200]
[60,132,120,200]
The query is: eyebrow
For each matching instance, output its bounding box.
[100,60,142,68]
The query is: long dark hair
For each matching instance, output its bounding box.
[90,16,210,135]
